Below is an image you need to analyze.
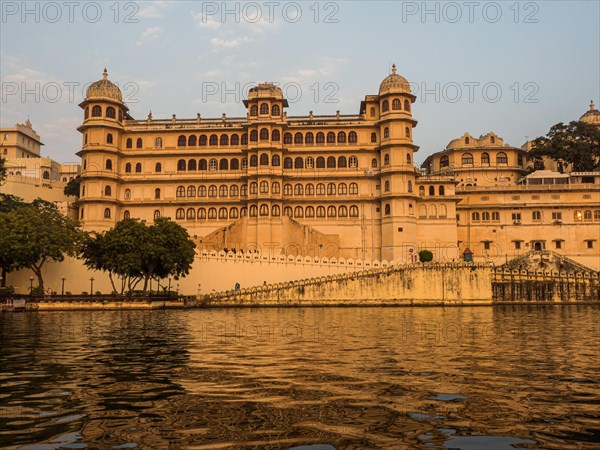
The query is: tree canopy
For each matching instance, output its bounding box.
[0,199,82,291]
[528,121,600,172]
[418,250,434,263]
[63,176,81,197]
[0,156,6,183]
[81,218,196,294]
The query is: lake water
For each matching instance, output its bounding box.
[0,306,598,449]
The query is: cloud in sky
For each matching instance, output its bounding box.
[136,26,164,46]
[210,36,252,48]
[138,1,171,19]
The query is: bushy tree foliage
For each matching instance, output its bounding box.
[63,176,81,197]
[81,218,196,294]
[418,250,434,263]
[528,121,600,172]
[0,156,6,183]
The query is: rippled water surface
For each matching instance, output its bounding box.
[0,306,598,449]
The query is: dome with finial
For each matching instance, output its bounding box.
[85,69,123,102]
[579,100,600,126]
[379,64,411,95]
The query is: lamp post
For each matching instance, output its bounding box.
[89,277,94,298]
[29,276,34,296]
[61,277,66,296]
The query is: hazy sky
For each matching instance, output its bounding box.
[1,0,598,164]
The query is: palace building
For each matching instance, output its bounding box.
[76,68,600,268]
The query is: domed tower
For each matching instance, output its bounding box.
[580,100,600,128]
[377,65,419,261]
[77,69,127,231]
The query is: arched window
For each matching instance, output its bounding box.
[219,158,229,170]
[338,132,346,143]
[241,134,248,145]
[105,159,113,170]
[188,159,197,171]
[294,184,303,195]
[465,137,470,145]
[284,157,293,169]
[92,105,102,117]
[405,127,410,138]
[316,206,326,218]
[250,205,258,217]
[283,206,293,217]
[472,212,480,221]
[316,132,325,143]
[124,188,131,199]
[384,127,390,138]
[349,205,359,217]
[136,138,142,149]
[260,154,269,166]
[196,159,206,171]
[306,156,314,168]
[250,155,258,167]
[316,183,325,195]
[408,180,413,193]
[135,163,142,173]
[349,183,358,195]
[440,155,449,168]
[339,206,348,217]
[260,181,269,194]
[125,163,132,173]
[241,158,248,170]
[104,208,111,219]
[176,186,185,198]
[348,131,357,143]
[272,155,280,166]
[187,186,196,197]
[155,137,162,149]
[419,186,425,196]
[392,99,401,110]
[406,153,412,165]
[584,210,592,221]
[371,158,378,168]
[220,134,229,146]
[260,103,269,114]
[404,99,410,111]
[428,186,435,196]
[104,185,112,196]
[283,133,292,144]
[338,156,347,168]
[250,105,258,116]
[230,185,239,197]
[219,185,228,197]
[176,208,185,220]
[230,158,239,170]
[178,135,186,147]
[316,157,325,168]
[492,211,500,221]
[327,132,336,143]
[327,156,336,168]
[153,210,160,220]
[305,132,314,144]
[230,208,239,219]
[250,182,258,194]
[272,182,280,194]
[384,204,391,215]
[294,206,304,218]
[294,133,303,144]
[462,153,474,165]
[219,208,228,219]
[384,180,390,192]
[209,158,218,170]
[187,208,196,220]
[123,211,130,220]
[208,185,217,197]
[371,132,377,143]
[231,134,239,145]
[284,184,292,196]
[496,152,508,165]
[208,208,217,219]
[384,154,390,165]
[259,128,269,141]
[107,133,113,144]
[272,130,280,141]
[260,204,269,216]
[338,183,347,195]
[188,135,197,147]
[532,210,542,221]
[349,156,358,168]
[272,104,280,116]
[250,130,258,142]
[177,159,186,171]
[199,135,207,146]
[198,186,207,197]
[306,206,315,218]
[491,136,496,144]
[439,186,445,196]
[154,188,161,199]
[272,205,281,216]
[106,107,116,118]
[327,183,336,195]
[209,134,218,146]
[126,138,132,149]
[370,107,376,117]
[294,157,303,169]
[153,162,161,173]
[382,100,389,112]
[198,208,206,220]
[481,153,490,165]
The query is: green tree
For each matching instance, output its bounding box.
[418,250,433,263]
[81,218,196,295]
[0,199,82,291]
[63,176,81,197]
[0,156,6,183]
[528,121,600,172]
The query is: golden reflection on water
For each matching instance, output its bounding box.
[0,306,598,449]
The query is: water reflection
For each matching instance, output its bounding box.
[0,306,598,449]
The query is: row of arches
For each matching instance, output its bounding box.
[175,154,361,171]
[418,204,449,218]
[419,185,446,196]
[380,98,411,113]
[85,105,123,122]
[440,152,522,168]
[249,103,281,116]
[174,204,361,221]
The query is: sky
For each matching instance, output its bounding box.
[1,0,599,165]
